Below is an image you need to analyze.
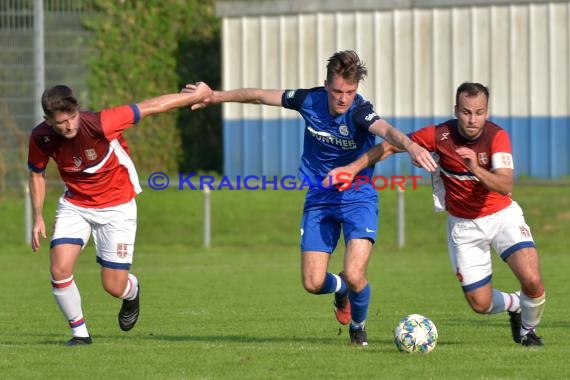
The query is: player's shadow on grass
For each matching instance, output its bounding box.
[142,333,415,349]
[145,333,340,344]
[12,333,451,350]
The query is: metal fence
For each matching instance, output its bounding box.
[0,0,92,190]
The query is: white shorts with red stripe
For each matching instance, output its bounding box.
[446,201,535,292]
[51,196,137,270]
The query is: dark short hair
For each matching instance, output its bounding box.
[455,82,489,105]
[326,50,367,83]
[41,85,80,118]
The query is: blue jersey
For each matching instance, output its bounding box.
[281,87,380,205]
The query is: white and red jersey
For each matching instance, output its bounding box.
[28,104,142,208]
[411,120,514,219]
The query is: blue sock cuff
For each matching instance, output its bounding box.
[338,275,347,295]
[317,272,337,295]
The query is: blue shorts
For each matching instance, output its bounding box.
[300,199,378,253]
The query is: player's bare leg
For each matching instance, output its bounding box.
[101,267,130,297]
[301,251,330,294]
[464,284,493,313]
[102,267,140,331]
[506,247,545,346]
[343,238,372,292]
[301,251,351,323]
[464,281,522,343]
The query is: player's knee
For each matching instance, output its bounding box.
[343,270,366,292]
[466,296,491,314]
[470,302,490,314]
[521,277,545,298]
[102,282,126,298]
[302,283,321,294]
[50,267,73,281]
[302,278,322,294]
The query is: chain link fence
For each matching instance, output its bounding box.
[0,0,92,191]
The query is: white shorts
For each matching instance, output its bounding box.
[446,201,535,292]
[51,197,137,270]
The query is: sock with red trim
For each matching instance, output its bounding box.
[51,275,89,338]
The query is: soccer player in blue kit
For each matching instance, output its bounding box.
[188,50,437,346]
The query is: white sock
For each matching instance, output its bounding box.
[487,289,520,314]
[51,275,89,338]
[332,274,342,293]
[520,291,546,335]
[120,273,139,300]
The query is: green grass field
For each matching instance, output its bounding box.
[0,184,568,379]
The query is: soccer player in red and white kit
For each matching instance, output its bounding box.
[28,83,210,346]
[326,82,546,347]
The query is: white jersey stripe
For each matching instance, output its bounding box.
[82,139,142,194]
[440,167,479,182]
[110,139,142,194]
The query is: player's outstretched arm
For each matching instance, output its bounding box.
[135,82,212,118]
[323,142,400,187]
[369,119,437,172]
[184,83,284,110]
[29,171,47,252]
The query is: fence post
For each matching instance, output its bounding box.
[397,187,405,248]
[203,187,211,248]
[23,181,31,245]
[33,0,45,125]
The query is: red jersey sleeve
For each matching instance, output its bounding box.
[410,125,436,151]
[491,129,512,153]
[27,131,49,172]
[491,129,514,170]
[101,104,141,141]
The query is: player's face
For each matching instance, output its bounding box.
[454,92,489,140]
[324,74,359,116]
[46,111,80,139]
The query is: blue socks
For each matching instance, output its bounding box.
[349,283,371,327]
[317,272,347,295]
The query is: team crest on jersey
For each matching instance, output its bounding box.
[116,243,128,259]
[84,149,97,161]
[519,226,531,238]
[339,124,349,136]
[478,152,488,165]
[73,155,82,168]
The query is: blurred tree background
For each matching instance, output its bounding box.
[83,0,221,174]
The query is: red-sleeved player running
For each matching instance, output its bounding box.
[28,83,210,346]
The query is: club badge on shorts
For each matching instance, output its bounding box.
[519,226,531,238]
[116,243,128,259]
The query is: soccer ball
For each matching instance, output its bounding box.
[394,314,438,353]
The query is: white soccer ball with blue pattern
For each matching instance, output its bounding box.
[394,314,438,353]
